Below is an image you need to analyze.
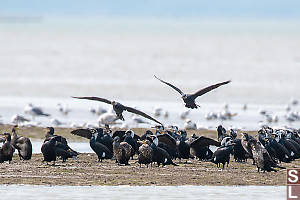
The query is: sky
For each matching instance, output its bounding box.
[0,0,300,19]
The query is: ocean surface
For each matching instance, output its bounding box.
[0,185,286,200]
[0,17,300,130]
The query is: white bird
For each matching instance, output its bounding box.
[153,107,163,117]
[183,119,197,130]
[24,103,50,119]
[242,104,248,111]
[180,110,190,120]
[57,103,71,115]
[50,118,64,126]
[11,114,30,124]
[163,110,169,118]
[290,98,299,106]
[97,113,119,125]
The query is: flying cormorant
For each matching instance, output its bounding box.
[72,96,163,125]
[154,75,230,109]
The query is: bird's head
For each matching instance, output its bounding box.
[181,94,188,99]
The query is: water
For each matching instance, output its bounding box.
[0,185,286,200]
[0,17,300,130]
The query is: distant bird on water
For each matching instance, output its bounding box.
[72,96,163,125]
[24,103,50,119]
[154,75,230,109]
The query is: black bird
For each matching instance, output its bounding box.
[0,133,15,163]
[124,130,138,158]
[266,137,292,163]
[190,136,221,160]
[71,128,113,162]
[232,138,248,162]
[72,96,163,125]
[149,135,177,167]
[177,131,193,162]
[154,75,230,109]
[211,139,234,169]
[11,125,32,160]
[241,133,256,163]
[157,133,178,159]
[41,136,60,165]
[45,127,79,161]
[217,125,229,142]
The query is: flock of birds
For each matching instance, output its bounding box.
[0,76,300,173]
[1,123,300,173]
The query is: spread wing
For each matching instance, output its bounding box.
[190,80,231,100]
[157,134,177,149]
[125,106,163,125]
[190,136,221,148]
[72,96,112,105]
[0,137,6,143]
[71,129,92,139]
[154,75,184,96]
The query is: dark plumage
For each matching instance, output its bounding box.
[45,127,78,162]
[11,125,32,160]
[71,128,113,162]
[113,136,133,165]
[124,130,138,158]
[217,125,228,142]
[157,133,178,159]
[266,137,292,163]
[90,129,113,162]
[211,143,233,169]
[177,134,193,162]
[0,133,15,163]
[150,136,177,167]
[232,139,248,162]
[138,140,153,167]
[190,136,221,160]
[154,75,230,109]
[41,136,60,165]
[72,96,163,125]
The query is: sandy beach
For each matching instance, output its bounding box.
[0,125,297,186]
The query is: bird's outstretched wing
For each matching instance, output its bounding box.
[72,96,112,105]
[157,134,177,149]
[190,80,231,100]
[190,136,221,148]
[71,129,93,139]
[154,75,184,96]
[125,106,163,125]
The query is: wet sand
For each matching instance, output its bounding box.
[0,124,298,186]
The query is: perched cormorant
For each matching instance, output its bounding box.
[0,133,15,163]
[177,132,193,162]
[154,75,230,109]
[41,136,60,165]
[138,140,153,167]
[211,139,234,169]
[157,133,178,159]
[241,133,256,163]
[71,128,113,162]
[250,140,285,172]
[217,125,228,142]
[113,136,133,165]
[150,135,177,167]
[72,96,163,125]
[124,130,138,158]
[11,125,32,160]
[45,127,78,162]
[232,138,248,162]
[190,136,220,160]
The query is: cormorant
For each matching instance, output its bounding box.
[138,140,153,167]
[177,131,193,162]
[150,135,177,167]
[113,136,133,165]
[154,75,230,109]
[211,139,234,169]
[11,125,32,160]
[41,136,60,165]
[190,136,220,160]
[72,96,163,125]
[71,128,113,162]
[0,133,15,163]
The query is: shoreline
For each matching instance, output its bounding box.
[0,124,297,186]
